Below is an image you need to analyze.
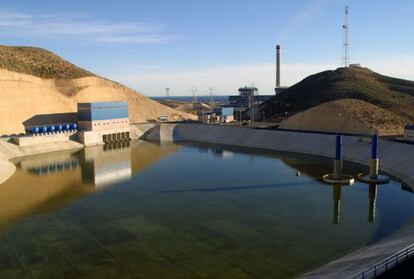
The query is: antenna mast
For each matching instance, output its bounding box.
[342,5,349,67]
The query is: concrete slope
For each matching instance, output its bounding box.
[0,158,15,185]
[0,69,195,135]
[279,99,406,136]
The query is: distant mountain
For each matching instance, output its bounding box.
[260,67,414,123]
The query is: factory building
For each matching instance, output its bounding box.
[228,87,272,122]
[78,102,131,146]
[229,87,273,107]
[213,107,235,123]
[198,107,235,124]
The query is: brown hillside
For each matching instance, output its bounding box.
[279,99,408,135]
[0,45,94,79]
[261,67,414,123]
[0,46,195,135]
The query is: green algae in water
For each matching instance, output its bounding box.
[1,140,414,278]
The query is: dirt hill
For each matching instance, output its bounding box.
[260,67,414,124]
[279,99,408,135]
[0,45,94,79]
[160,100,212,114]
[0,45,195,135]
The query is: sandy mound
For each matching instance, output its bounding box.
[261,67,414,123]
[0,69,195,135]
[279,99,407,135]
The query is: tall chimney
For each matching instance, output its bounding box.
[276,45,281,88]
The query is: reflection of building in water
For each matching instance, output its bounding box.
[206,147,234,159]
[333,185,342,224]
[80,142,132,188]
[20,153,80,175]
[368,183,377,223]
[0,141,179,229]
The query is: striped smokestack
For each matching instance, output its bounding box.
[276,45,281,88]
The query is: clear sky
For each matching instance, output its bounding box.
[0,0,413,96]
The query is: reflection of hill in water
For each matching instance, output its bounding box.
[0,140,179,228]
[279,156,330,179]
[130,140,180,174]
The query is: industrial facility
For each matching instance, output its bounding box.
[275,45,288,95]
[78,102,130,146]
[221,44,288,123]
[15,101,131,147]
[228,87,271,122]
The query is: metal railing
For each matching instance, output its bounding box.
[349,244,414,279]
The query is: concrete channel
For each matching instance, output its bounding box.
[144,123,414,278]
[1,122,413,278]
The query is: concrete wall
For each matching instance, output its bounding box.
[165,124,414,189]
[0,139,83,185]
[145,123,176,142]
[129,123,156,140]
[0,159,15,185]
[15,132,77,146]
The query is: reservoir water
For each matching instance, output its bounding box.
[1,140,414,278]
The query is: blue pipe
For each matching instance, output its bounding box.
[335,135,342,160]
[372,134,378,159]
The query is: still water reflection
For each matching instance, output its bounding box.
[0,140,413,278]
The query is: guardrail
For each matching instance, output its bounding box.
[349,244,414,279]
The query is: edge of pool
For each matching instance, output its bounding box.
[145,123,414,279]
[0,140,84,185]
[0,157,15,184]
[0,123,153,185]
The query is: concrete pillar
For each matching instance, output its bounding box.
[370,135,379,178]
[370,159,379,178]
[334,135,343,179]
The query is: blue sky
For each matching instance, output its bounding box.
[0,0,413,96]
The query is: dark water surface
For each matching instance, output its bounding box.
[1,140,414,278]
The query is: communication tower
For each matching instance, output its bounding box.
[342,5,349,67]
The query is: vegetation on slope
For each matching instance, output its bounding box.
[0,45,94,79]
[261,67,414,122]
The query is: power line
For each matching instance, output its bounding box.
[207,86,216,108]
[190,85,198,103]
